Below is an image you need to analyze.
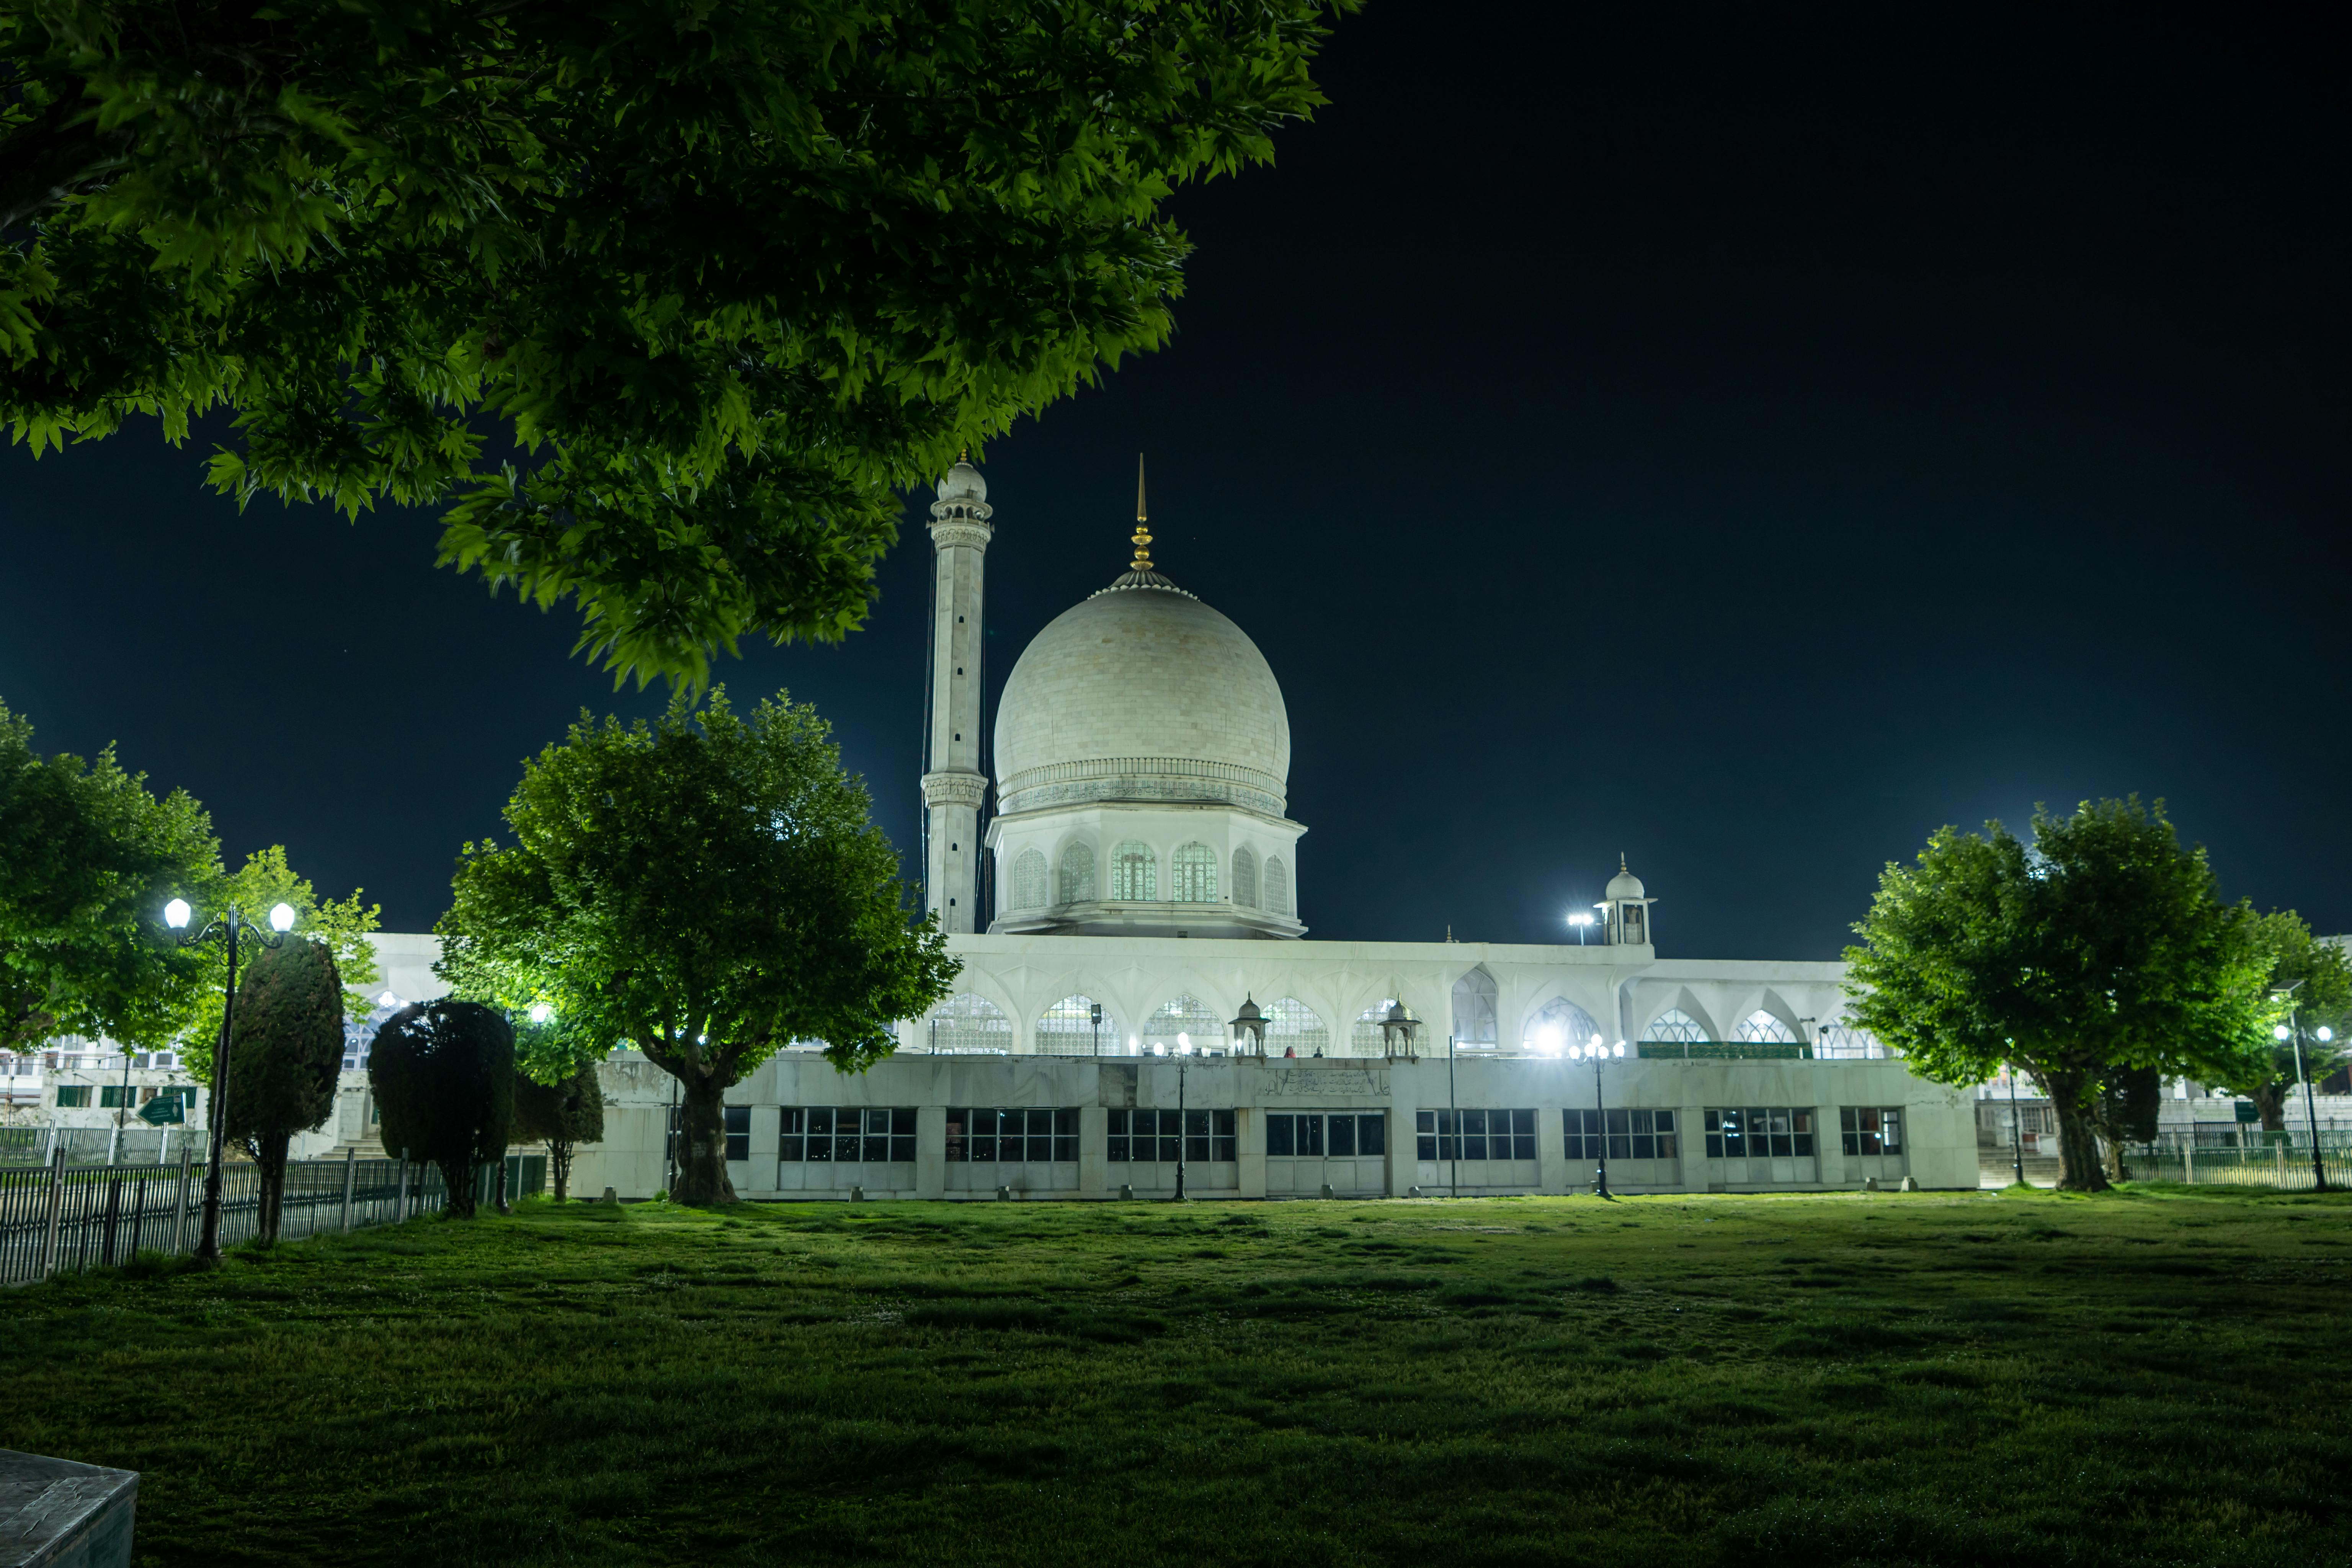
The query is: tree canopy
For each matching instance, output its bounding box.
[0,0,1351,688]
[368,998,514,1218]
[1844,797,2276,1191]
[0,698,219,1054]
[2227,910,2352,1131]
[437,686,955,1202]
[222,936,346,1241]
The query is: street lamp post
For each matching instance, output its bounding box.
[1582,1036,1624,1199]
[2274,1019,2334,1193]
[2006,1061,2025,1187]
[164,897,295,1265]
[1173,1034,1191,1202]
[1091,1002,1102,1060]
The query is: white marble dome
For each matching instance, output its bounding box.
[994,583,1290,817]
[1606,864,1646,900]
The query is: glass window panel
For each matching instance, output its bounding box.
[1056,1109,1078,1136]
[1301,1116,1324,1157]
[810,1107,835,1136]
[1054,1136,1077,1161]
[1451,967,1500,1046]
[1158,1135,1181,1163]
[1212,1136,1236,1162]
[1108,1109,1130,1136]
[1605,1108,1630,1135]
[1512,1109,1535,1137]
[1132,1110,1156,1138]
[1632,1134,1655,1159]
[1883,1112,1902,1152]
[863,1136,890,1161]
[1513,1134,1537,1161]
[1417,1110,1436,1134]
[893,1108,917,1136]
[970,1130,996,1162]
[1360,1116,1386,1156]
[1170,842,1218,903]
[1655,1110,1674,1135]
[781,1107,805,1135]
[865,1108,890,1135]
[1108,1136,1130,1163]
[1328,1116,1356,1157]
[1058,843,1096,904]
[1643,1007,1708,1043]
[890,1135,916,1162]
[779,1135,805,1162]
[1606,1132,1630,1161]
[1267,1115,1294,1156]
[1214,1111,1236,1137]
[836,1131,862,1161]
[1418,1133,1439,1161]
[1461,1110,1487,1137]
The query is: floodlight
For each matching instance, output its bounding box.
[268,903,296,932]
[164,898,191,929]
[1612,1042,1625,1058]
[1539,1026,1563,1056]
[528,1003,554,1024]
[1568,911,1592,927]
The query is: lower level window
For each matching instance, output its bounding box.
[949,1107,1078,1163]
[1264,1112,1383,1159]
[1564,1107,1677,1161]
[56,1086,91,1108]
[1705,1107,1816,1158]
[781,1106,918,1163]
[99,1085,131,1108]
[724,1106,750,1162]
[1415,1109,1536,1162]
[1840,1106,1903,1155]
[1109,1109,1235,1163]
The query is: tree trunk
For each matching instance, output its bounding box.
[255,1130,291,1245]
[440,1155,476,1218]
[2252,1081,2287,1133]
[2043,1071,2113,1193]
[671,1070,737,1206]
[550,1138,573,1202]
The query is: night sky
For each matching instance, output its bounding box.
[3,3,2345,957]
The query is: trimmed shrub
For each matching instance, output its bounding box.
[369,1001,514,1218]
[222,938,345,1243]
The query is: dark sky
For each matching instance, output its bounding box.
[3,3,2345,956]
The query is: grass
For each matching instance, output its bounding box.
[8,1185,2350,1568]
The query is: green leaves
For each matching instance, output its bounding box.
[0,698,220,1054]
[1845,797,2277,1187]
[436,684,956,1088]
[2,0,1352,686]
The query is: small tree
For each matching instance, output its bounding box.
[221,939,345,1243]
[368,1001,514,1218]
[2225,911,2352,1131]
[1846,797,2276,1191]
[513,1065,605,1203]
[438,688,956,1205]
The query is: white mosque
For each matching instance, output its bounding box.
[518,456,1973,1204]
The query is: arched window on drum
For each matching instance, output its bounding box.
[1170,842,1217,903]
[1264,855,1290,916]
[1009,849,1048,910]
[1112,841,1156,902]
[1736,1011,1796,1045]
[1058,842,1096,904]
[1231,846,1258,909]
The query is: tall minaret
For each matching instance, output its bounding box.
[922,455,993,932]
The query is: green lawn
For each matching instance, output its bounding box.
[10,1187,2350,1567]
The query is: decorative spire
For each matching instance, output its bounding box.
[1129,453,1153,573]
[1620,852,1628,873]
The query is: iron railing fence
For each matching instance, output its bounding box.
[0,1126,201,1167]
[2120,1143,2352,1191]
[1,1153,546,1286]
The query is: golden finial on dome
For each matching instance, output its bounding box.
[1129,452,1153,572]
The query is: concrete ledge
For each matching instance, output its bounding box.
[0,1449,138,1568]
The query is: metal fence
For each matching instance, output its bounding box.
[0,1125,198,1167]
[2120,1142,2352,1191]
[1,1152,547,1286]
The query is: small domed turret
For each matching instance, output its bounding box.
[936,458,988,508]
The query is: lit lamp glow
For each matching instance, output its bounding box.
[268,902,296,932]
[528,1004,554,1024]
[164,898,192,929]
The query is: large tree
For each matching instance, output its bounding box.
[221,937,345,1242]
[0,0,1350,689]
[368,999,514,1218]
[438,687,954,1204]
[2225,911,2352,1132]
[0,699,220,1055]
[1845,797,2276,1192]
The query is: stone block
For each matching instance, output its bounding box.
[0,1449,138,1568]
